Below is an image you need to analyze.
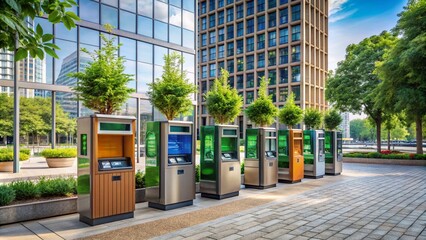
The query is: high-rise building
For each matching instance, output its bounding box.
[339,112,350,139]
[197,0,328,138]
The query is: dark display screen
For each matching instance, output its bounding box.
[98,158,132,171]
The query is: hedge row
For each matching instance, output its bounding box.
[343,152,426,160]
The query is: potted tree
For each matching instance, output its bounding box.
[0,149,29,172]
[302,108,325,178]
[323,108,344,175]
[145,52,197,210]
[277,93,304,183]
[200,69,243,199]
[244,77,279,189]
[40,148,77,168]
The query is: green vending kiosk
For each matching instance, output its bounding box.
[244,128,278,189]
[303,130,325,178]
[325,131,343,175]
[200,125,241,199]
[145,121,195,210]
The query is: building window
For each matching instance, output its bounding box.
[210,63,216,77]
[246,55,254,70]
[280,8,288,24]
[292,65,300,82]
[237,75,244,89]
[201,17,207,30]
[257,33,265,49]
[268,50,276,66]
[257,15,265,31]
[237,39,244,54]
[279,28,288,44]
[237,22,244,37]
[280,0,288,4]
[246,91,254,104]
[227,60,234,73]
[209,0,216,11]
[218,61,225,70]
[236,4,244,19]
[292,25,300,41]
[279,67,288,83]
[279,47,288,64]
[209,31,216,44]
[246,37,255,52]
[246,73,254,88]
[201,49,207,62]
[258,53,265,68]
[268,70,276,85]
[218,0,224,8]
[227,7,234,22]
[268,31,276,47]
[247,18,254,34]
[227,0,234,4]
[218,10,224,25]
[292,4,301,21]
[209,47,216,60]
[218,45,225,58]
[247,1,254,16]
[268,0,277,8]
[268,88,276,102]
[202,81,207,94]
[292,85,300,101]
[237,57,244,72]
[228,76,234,87]
[209,14,216,28]
[227,24,234,39]
[200,2,206,14]
[202,65,207,78]
[291,45,300,62]
[279,87,288,102]
[227,42,234,56]
[257,71,265,86]
[268,12,276,28]
[218,28,225,42]
[258,0,265,12]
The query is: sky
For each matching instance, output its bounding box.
[328,0,407,70]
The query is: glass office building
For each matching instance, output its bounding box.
[0,0,197,160]
[197,0,328,138]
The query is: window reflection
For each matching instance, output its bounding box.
[154,46,168,66]
[119,37,136,61]
[154,20,168,42]
[183,0,194,12]
[137,62,152,93]
[137,41,153,63]
[80,27,99,46]
[123,60,136,90]
[169,25,182,45]
[80,0,99,23]
[101,4,118,28]
[182,10,194,30]
[54,39,77,86]
[154,0,168,22]
[55,23,77,41]
[121,0,136,12]
[138,0,153,17]
[182,29,194,49]
[120,10,136,33]
[169,6,182,27]
[138,16,153,37]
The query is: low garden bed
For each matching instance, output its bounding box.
[344,151,426,160]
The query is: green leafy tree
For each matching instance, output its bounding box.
[0,94,13,144]
[375,0,426,154]
[205,69,243,124]
[69,28,135,115]
[148,52,197,120]
[278,93,303,129]
[245,77,278,127]
[0,0,79,61]
[303,108,322,130]
[324,109,342,131]
[326,31,397,152]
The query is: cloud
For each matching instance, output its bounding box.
[329,0,350,15]
[329,9,358,23]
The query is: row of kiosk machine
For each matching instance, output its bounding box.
[76,115,342,225]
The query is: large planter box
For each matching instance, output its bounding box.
[46,157,76,168]
[0,162,14,172]
[343,157,426,166]
[135,188,146,203]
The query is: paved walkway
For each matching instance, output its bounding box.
[0,163,425,240]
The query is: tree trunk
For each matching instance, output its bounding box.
[375,117,382,153]
[415,115,423,154]
[387,129,391,151]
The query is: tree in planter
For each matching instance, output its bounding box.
[245,77,278,127]
[278,93,303,129]
[148,52,197,120]
[324,109,343,131]
[205,69,243,124]
[303,108,322,130]
[69,26,135,114]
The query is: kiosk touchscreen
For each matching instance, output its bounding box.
[277,129,304,183]
[145,121,195,210]
[244,128,278,189]
[200,125,240,199]
[303,130,325,178]
[77,115,136,226]
[325,131,343,175]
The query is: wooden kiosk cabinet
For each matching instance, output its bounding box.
[277,130,304,183]
[77,115,136,226]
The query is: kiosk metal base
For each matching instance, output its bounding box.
[325,172,341,176]
[278,179,302,184]
[80,212,134,226]
[244,184,276,189]
[148,200,193,211]
[201,191,239,200]
[304,175,324,179]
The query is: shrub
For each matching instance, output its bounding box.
[278,93,303,129]
[135,170,145,189]
[303,108,322,130]
[245,77,278,126]
[37,177,76,197]
[9,181,39,200]
[41,148,77,158]
[367,152,382,158]
[195,164,200,183]
[324,108,342,131]
[240,161,244,174]
[0,152,30,162]
[0,185,16,206]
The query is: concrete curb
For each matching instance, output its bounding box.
[343,157,426,166]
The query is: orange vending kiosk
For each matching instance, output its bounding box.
[277,129,304,183]
[77,115,136,225]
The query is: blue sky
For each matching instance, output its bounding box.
[328,0,407,70]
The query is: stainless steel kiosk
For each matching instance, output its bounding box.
[303,130,325,178]
[244,127,278,189]
[145,121,195,210]
[77,115,136,225]
[325,131,343,175]
[200,125,241,199]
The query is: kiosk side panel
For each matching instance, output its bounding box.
[77,118,91,219]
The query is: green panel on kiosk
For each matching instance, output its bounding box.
[200,126,216,181]
[170,126,191,133]
[325,131,333,163]
[221,137,238,153]
[245,129,258,159]
[80,134,87,156]
[278,130,289,168]
[303,130,314,165]
[223,129,237,136]
[146,122,160,188]
[99,122,131,131]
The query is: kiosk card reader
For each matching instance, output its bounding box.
[145,121,195,210]
[200,125,241,199]
[77,115,136,226]
[303,130,325,178]
[244,128,278,189]
[277,129,304,183]
[325,131,343,175]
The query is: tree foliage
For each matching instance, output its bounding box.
[148,52,197,120]
[70,31,135,115]
[205,69,242,124]
[324,109,342,131]
[245,77,278,127]
[303,108,322,130]
[0,0,79,61]
[278,93,303,129]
